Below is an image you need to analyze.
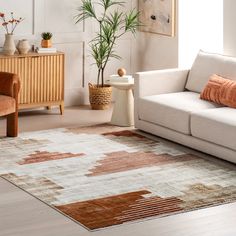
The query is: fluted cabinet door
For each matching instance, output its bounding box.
[0,52,65,114]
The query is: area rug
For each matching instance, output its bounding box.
[1,125,236,231]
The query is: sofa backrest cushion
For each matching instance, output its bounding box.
[186,50,236,93]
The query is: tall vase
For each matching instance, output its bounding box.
[3,34,16,56]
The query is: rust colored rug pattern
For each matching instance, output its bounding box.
[1,125,236,230]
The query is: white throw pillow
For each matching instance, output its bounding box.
[185,50,236,93]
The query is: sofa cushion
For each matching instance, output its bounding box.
[191,108,236,151]
[0,95,16,116]
[186,50,236,93]
[138,92,221,135]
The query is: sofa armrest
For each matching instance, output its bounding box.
[134,68,190,98]
[0,72,20,100]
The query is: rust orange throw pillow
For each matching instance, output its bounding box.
[200,74,236,108]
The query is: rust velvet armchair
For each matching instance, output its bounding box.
[0,72,20,137]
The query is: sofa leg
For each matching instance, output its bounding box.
[7,112,18,137]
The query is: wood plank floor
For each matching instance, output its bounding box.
[0,106,236,236]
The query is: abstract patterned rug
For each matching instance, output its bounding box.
[1,124,236,231]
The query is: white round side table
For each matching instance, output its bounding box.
[109,82,134,127]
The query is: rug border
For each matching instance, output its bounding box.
[0,175,91,231]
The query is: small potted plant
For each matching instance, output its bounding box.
[41,32,53,48]
[75,0,140,110]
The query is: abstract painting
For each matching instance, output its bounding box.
[139,0,176,36]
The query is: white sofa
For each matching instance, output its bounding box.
[134,51,236,164]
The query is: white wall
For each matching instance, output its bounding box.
[0,0,138,106]
[137,32,178,71]
[178,0,223,68]
[224,0,236,56]
[137,0,178,71]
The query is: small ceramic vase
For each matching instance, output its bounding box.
[3,34,16,56]
[17,39,31,54]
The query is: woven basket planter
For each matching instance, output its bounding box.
[88,83,112,110]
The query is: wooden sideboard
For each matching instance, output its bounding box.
[0,52,65,114]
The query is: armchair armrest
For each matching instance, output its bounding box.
[134,68,190,98]
[0,72,20,100]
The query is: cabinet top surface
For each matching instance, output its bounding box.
[0,51,64,58]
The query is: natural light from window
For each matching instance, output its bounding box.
[178,0,223,68]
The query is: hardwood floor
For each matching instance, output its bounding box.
[0,106,236,236]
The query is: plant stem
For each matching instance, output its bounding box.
[96,5,107,87]
[98,19,103,86]
[101,37,116,85]
[101,68,104,87]
[97,68,101,87]
[11,12,13,33]
[11,23,18,34]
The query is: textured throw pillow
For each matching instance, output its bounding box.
[200,74,236,108]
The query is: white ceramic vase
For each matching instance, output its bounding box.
[3,34,16,56]
[17,39,31,54]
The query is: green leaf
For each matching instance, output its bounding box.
[99,0,124,11]
[75,0,97,24]
[105,10,124,33]
[100,22,115,44]
[125,9,140,34]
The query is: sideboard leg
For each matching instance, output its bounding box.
[59,103,64,115]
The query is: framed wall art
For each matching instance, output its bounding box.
[139,0,176,37]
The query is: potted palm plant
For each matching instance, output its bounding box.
[75,0,140,110]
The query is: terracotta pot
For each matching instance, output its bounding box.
[41,39,52,48]
[17,39,31,54]
[3,34,16,56]
[88,83,112,110]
